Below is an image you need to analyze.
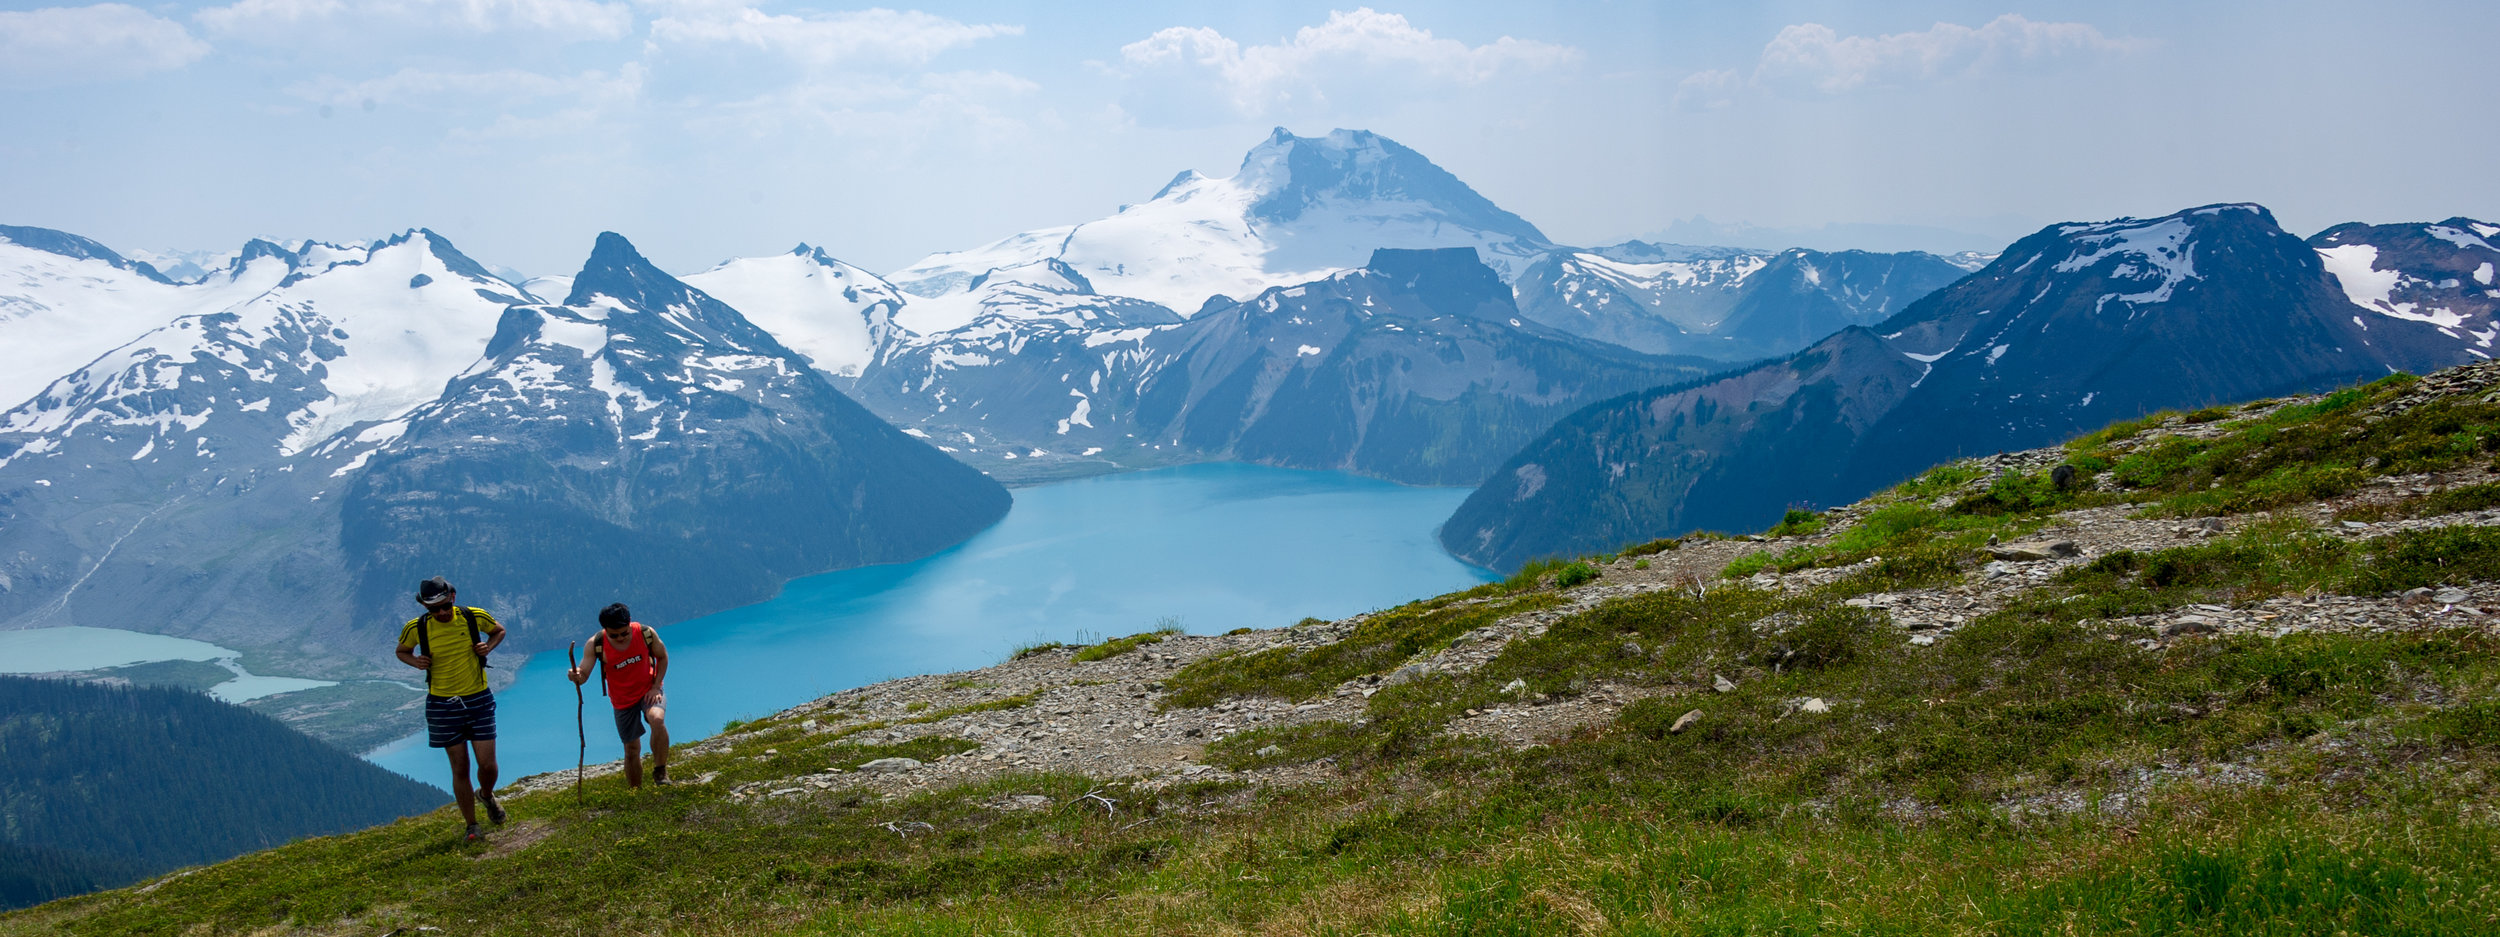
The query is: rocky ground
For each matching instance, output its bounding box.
[509,372,2500,811]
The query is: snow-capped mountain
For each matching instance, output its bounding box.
[2312,218,2500,359]
[0,229,535,654]
[1444,203,2486,571]
[0,227,1005,672]
[0,226,305,411]
[338,233,1008,647]
[0,230,531,476]
[680,244,907,378]
[844,258,1184,477]
[1509,242,1973,360]
[848,247,1717,485]
[887,128,1555,316]
[1127,247,1717,484]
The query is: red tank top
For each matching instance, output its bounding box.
[597,622,656,709]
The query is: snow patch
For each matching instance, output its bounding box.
[1296,344,1323,357]
[2320,244,2467,328]
[2427,225,2496,251]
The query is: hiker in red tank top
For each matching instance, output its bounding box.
[566,602,672,788]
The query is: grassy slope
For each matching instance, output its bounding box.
[13,372,2500,935]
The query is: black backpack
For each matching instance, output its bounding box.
[414,606,490,669]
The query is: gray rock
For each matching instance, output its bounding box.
[1668,709,1703,734]
[2163,616,2218,637]
[1383,663,1432,686]
[1501,678,1528,695]
[2344,520,2372,530]
[1796,697,1831,714]
[1908,634,1937,647]
[1254,745,1284,758]
[856,757,924,774]
[2436,588,2471,605]
[1987,541,2080,562]
[1712,674,1736,694]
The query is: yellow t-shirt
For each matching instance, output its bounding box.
[398,607,504,698]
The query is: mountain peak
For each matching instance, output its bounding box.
[1229,128,1548,244]
[565,232,688,308]
[0,223,174,284]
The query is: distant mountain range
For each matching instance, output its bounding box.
[693,128,1981,480]
[1444,204,2500,570]
[10,125,2494,700]
[0,230,1008,678]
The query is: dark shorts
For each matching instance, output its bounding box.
[426,690,496,748]
[613,693,659,742]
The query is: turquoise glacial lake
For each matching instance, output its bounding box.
[369,463,1492,786]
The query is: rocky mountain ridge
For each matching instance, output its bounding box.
[1444,204,2497,571]
[509,362,2500,802]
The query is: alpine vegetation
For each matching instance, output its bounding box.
[17,362,2500,934]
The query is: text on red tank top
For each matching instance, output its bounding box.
[600,622,656,709]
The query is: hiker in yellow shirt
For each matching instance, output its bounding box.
[395,576,508,843]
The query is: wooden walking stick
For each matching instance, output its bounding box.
[570,641,585,803]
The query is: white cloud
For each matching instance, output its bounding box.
[1749,14,2139,95]
[1672,68,1742,111]
[197,0,634,42]
[0,4,210,87]
[1112,7,1578,121]
[645,6,1018,69]
[286,62,642,108]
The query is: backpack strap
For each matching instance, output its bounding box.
[414,608,489,666]
[464,607,489,669]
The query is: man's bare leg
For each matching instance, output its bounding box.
[472,739,503,822]
[472,739,499,793]
[622,745,643,788]
[646,701,669,782]
[445,745,478,825]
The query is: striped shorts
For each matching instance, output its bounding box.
[425,689,497,748]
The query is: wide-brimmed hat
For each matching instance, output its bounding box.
[416,576,456,607]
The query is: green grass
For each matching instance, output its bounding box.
[1008,641,1072,661]
[22,371,2500,935]
[2337,480,2500,522]
[1072,625,1182,663]
[27,588,2500,936]
[1158,593,1565,710]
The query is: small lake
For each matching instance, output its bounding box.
[0,625,338,702]
[369,463,1492,786]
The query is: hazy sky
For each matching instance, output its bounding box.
[4,1,2494,277]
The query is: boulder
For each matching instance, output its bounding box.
[1986,540,2081,562]
[2162,616,2218,637]
[1668,710,1703,734]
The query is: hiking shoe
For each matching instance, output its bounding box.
[651,765,668,786]
[481,792,506,825]
[464,823,483,843]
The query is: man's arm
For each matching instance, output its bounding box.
[471,615,507,658]
[568,632,601,684]
[395,623,429,670]
[647,630,667,694]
